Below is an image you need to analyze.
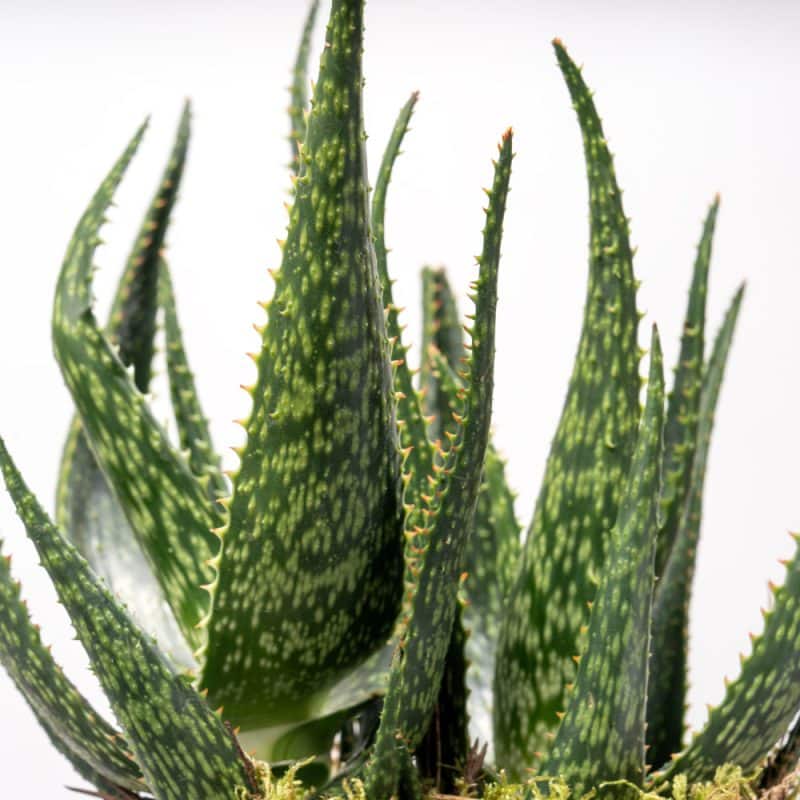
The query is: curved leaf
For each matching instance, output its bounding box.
[656,197,719,578]
[32,707,142,800]
[0,543,145,793]
[646,287,743,768]
[372,92,433,512]
[365,129,513,798]
[494,39,642,773]
[545,327,664,795]
[159,259,227,502]
[202,0,404,730]
[288,0,321,174]
[0,438,253,800]
[419,266,466,443]
[56,105,195,667]
[51,121,218,653]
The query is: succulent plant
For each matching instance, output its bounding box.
[2,1,800,799]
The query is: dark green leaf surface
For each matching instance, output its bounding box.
[51,121,218,654]
[159,259,227,503]
[109,100,191,392]
[366,130,513,799]
[494,40,641,773]
[656,198,719,578]
[415,608,470,794]
[288,0,320,174]
[32,707,142,800]
[55,105,195,667]
[419,269,522,749]
[56,419,194,672]
[202,0,404,730]
[0,542,145,793]
[463,443,521,749]
[372,92,433,514]
[545,328,664,796]
[419,266,466,444]
[0,438,252,800]
[646,287,743,768]
[651,291,770,783]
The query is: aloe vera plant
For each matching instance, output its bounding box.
[2,1,799,799]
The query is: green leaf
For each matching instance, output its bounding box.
[55,106,195,667]
[419,266,466,443]
[417,266,523,752]
[159,258,227,502]
[648,290,755,782]
[371,92,434,510]
[646,287,743,768]
[544,327,664,796]
[109,100,191,392]
[656,197,719,578]
[31,707,142,800]
[0,438,253,800]
[288,0,321,174]
[463,443,521,749]
[0,542,145,793]
[415,608,470,794]
[202,0,404,730]
[56,419,194,672]
[494,39,642,773]
[365,129,513,799]
[51,120,218,654]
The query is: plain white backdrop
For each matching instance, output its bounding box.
[1,0,799,794]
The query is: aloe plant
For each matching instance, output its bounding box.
[1,1,798,799]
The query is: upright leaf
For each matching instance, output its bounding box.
[366,130,513,799]
[51,121,218,653]
[0,438,253,800]
[372,92,433,505]
[202,0,404,730]
[648,290,753,778]
[288,0,321,174]
[494,39,642,773]
[419,266,466,443]
[545,328,664,796]
[656,198,719,578]
[656,521,800,782]
[418,268,522,752]
[414,582,470,795]
[159,258,227,502]
[56,106,196,670]
[648,289,800,780]
[463,443,521,750]
[0,544,145,793]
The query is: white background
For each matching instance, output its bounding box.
[1,0,799,794]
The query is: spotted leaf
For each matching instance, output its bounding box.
[56,106,196,669]
[159,258,227,503]
[372,91,433,511]
[32,705,143,800]
[544,327,664,796]
[288,0,320,175]
[202,0,404,731]
[647,286,743,768]
[418,268,522,753]
[656,197,719,579]
[419,266,466,443]
[494,39,641,773]
[0,542,145,793]
[365,129,513,799]
[51,121,218,654]
[0,438,253,800]
[649,290,762,782]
